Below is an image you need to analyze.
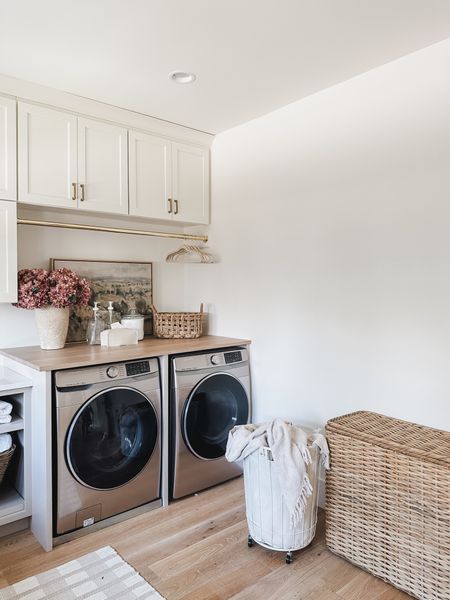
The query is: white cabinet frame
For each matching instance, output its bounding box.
[0,96,17,202]
[0,200,17,303]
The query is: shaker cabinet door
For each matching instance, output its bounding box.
[0,200,17,303]
[172,142,209,224]
[129,131,172,220]
[18,103,77,208]
[77,118,128,215]
[0,96,17,202]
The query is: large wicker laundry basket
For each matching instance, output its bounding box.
[325,411,450,600]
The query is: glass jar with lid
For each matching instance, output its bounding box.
[121,308,145,340]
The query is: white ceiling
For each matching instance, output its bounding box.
[1,1,450,133]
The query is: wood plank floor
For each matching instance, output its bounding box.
[0,478,411,599]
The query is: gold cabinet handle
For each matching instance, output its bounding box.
[71,182,77,201]
[79,183,85,202]
[167,198,173,214]
[174,199,179,215]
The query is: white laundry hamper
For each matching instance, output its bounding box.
[243,443,321,564]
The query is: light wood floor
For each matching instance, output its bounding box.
[0,478,411,599]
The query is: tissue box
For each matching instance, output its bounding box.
[100,328,138,347]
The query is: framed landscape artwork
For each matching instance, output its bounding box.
[50,259,153,343]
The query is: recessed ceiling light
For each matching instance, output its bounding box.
[168,71,197,84]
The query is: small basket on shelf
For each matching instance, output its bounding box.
[0,444,16,487]
[151,304,204,339]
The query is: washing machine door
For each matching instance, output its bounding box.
[66,386,158,490]
[183,373,249,460]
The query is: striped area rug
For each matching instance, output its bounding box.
[0,546,165,599]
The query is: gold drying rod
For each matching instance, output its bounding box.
[17,218,208,243]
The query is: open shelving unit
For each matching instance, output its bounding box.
[0,367,32,528]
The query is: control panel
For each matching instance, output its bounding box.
[175,348,248,371]
[125,360,151,377]
[224,350,242,364]
[55,358,158,389]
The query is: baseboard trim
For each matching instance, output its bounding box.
[0,517,30,539]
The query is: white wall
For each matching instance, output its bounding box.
[0,208,185,348]
[185,38,450,431]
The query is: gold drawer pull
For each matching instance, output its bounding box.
[80,183,85,202]
[167,198,173,213]
[71,182,77,201]
[174,199,179,214]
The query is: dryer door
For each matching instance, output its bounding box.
[183,373,249,460]
[66,386,158,490]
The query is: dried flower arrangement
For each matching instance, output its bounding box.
[14,268,91,310]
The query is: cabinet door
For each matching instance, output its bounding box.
[78,118,128,214]
[18,103,77,208]
[0,97,17,201]
[129,131,172,220]
[0,200,17,303]
[172,143,210,224]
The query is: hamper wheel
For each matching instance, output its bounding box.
[286,551,293,564]
[247,534,254,547]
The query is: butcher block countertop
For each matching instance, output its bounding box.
[0,336,251,372]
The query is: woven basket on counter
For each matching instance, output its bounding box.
[325,411,450,600]
[151,304,203,339]
[0,444,16,487]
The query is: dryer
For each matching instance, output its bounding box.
[54,358,161,535]
[171,347,251,499]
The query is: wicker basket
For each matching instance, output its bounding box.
[0,444,16,487]
[325,411,450,600]
[151,304,203,339]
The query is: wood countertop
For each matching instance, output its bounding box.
[0,336,251,372]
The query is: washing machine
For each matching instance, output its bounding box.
[171,347,251,499]
[54,358,161,535]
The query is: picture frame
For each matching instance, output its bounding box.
[50,258,153,343]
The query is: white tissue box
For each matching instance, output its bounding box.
[100,328,139,347]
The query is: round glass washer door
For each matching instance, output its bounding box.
[66,386,158,490]
[183,373,249,460]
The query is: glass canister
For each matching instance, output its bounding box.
[121,309,145,340]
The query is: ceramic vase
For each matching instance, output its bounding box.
[34,306,70,350]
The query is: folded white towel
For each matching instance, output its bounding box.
[0,433,12,453]
[0,415,12,424]
[0,400,13,416]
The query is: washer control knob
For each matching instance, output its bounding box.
[106,366,119,378]
[210,354,221,365]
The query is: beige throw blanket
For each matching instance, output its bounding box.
[226,418,329,526]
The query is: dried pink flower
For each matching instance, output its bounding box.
[14,268,91,310]
[14,269,50,309]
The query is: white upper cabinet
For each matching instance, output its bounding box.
[77,118,128,214]
[172,142,209,224]
[129,136,210,224]
[16,100,209,224]
[18,103,77,208]
[0,96,17,201]
[129,131,171,220]
[0,200,17,303]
